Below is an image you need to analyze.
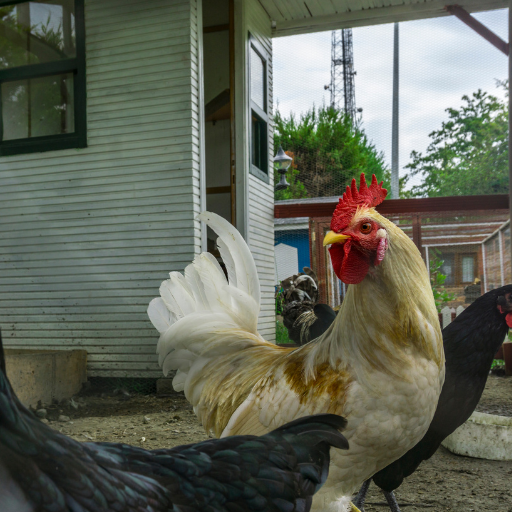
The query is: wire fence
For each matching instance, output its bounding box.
[273,9,509,345]
[275,202,509,312]
[273,9,508,199]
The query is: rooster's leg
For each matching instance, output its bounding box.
[383,490,402,512]
[350,503,363,512]
[352,479,371,511]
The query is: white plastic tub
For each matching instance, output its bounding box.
[442,411,512,461]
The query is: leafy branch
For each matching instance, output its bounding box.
[429,250,455,312]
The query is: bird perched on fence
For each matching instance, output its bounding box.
[280,267,337,345]
[353,284,512,512]
[148,174,445,511]
[0,335,348,512]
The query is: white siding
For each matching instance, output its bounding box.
[245,0,276,340]
[0,0,202,377]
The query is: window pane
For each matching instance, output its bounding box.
[2,73,74,139]
[250,46,265,111]
[251,111,267,173]
[440,254,454,285]
[0,1,76,70]
[462,256,474,283]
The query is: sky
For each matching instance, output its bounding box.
[272,8,508,190]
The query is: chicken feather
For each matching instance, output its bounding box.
[148,210,445,511]
[0,327,350,512]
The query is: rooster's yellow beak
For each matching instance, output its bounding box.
[323,231,350,247]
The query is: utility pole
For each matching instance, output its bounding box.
[391,22,400,199]
[509,3,512,266]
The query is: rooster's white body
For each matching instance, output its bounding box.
[148,211,445,511]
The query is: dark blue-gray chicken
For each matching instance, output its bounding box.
[353,284,512,512]
[0,332,349,512]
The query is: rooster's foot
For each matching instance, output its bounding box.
[350,503,363,512]
[383,490,402,512]
[352,478,371,511]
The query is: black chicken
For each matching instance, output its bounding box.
[353,284,512,512]
[280,267,337,345]
[0,331,349,512]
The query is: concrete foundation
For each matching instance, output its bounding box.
[5,349,87,407]
[442,411,512,461]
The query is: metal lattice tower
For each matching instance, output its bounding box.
[324,29,359,120]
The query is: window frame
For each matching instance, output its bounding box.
[438,250,478,286]
[459,252,477,284]
[248,34,269,184]
[0,0,86,156]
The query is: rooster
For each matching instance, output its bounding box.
[148,174,445,511]
[0,333,348,512]
[353,284,512,512]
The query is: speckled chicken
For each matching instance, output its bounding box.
[280,267,337,345]
[0,331,348,512]
[149,174,445,511]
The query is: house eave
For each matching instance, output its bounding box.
[262,0,508,38]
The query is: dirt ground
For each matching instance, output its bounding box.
[37,375,512,512]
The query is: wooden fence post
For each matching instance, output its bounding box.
[441,306,452,329]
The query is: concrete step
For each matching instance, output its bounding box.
[5,349,87,407]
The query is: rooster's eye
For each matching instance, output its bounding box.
[360,222,372,234]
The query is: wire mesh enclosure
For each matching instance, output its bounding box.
[483,221,511,292]
[273,9,509,336]
[275,197,509,313]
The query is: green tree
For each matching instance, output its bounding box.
[406,84,509,197]
[274,106,389,200]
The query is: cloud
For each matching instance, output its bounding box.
[273,8,508,189]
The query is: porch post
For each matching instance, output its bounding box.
[391,22,399,199]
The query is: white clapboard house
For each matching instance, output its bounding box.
[0,0,505,378]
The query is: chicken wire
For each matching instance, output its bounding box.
[275,209,510,322]
[87,377,157,396]
[273,11,509,337]
[482,221,512,292]
[273,9,507,199]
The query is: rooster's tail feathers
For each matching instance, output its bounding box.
[148,212,265,392]
[198,211,260,305]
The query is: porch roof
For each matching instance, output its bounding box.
[261,0,508,37]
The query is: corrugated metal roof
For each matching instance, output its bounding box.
[260,0,508,37]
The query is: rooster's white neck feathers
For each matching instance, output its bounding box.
[304,210,443,390]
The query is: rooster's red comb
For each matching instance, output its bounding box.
[330,173,387,232]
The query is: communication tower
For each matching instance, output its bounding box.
[324,29,361,121]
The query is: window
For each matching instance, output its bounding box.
[0,0,85,156]
[436,250,477,286]
[440,253,454,285]
[461,255,475,283]
[248,35,269,183]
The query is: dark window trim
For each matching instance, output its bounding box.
[0,0,37,6]
[248,33,269,184]
[0,0,86,156]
